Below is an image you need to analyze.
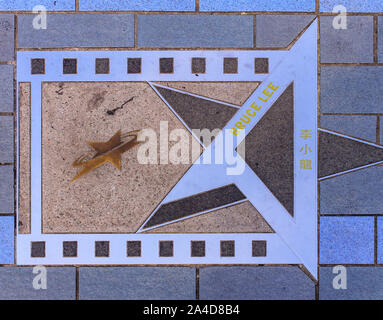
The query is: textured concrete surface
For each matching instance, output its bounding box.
[381,117,383,144]
[318,131,383,178]
[80,0,195,11]
[0,64,14,113]
[18,83,30,233]
[145,201,274,233]
[319,216,374,264]
[0,267,76,300]
[0,116,14,163]
[320,115,377,142]
[0,14,14,62]
[0,165,14,214]
[320,0,383,12]
[143,184,245,229]
[320,267,383,300]
[157,82,259,106]
[40,82,200,233]
[79,267,196,300]
[256,15,315,48]
[320,166,383,214]
[137,15,253,48]
[199,267,315,300]
[0,216,14,264]
[18,14,134,48]
[0,0,74,10]
[376,218,383,264]
[200,0,315,11]
[237,84,294,216]
[321,66,383,113]
[320,16,373,63]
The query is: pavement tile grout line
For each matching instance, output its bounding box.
[374,16,378,63]
[13,14,18,265]
[195,0,199,12]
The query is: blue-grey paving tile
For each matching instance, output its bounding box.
[0,15,14,62]
[79,267,196,300]
[0,116,14,163]
[321,66,383,113]
[320,166,383,214]
[137,15,253,48]
[200,0,315,11]
[0,165,14,214]
[0,216,14,264]
[320,0,383,12]
[256,15,315,48]
[319,267,383,300]
[199,267,315,300]
[379,17,383,63]
[0,64,14,113]
[80,0,195,11]
[319,216,374,264]
[381,117,383,144]
[320,16,373,63]
[18,14,134,48]
[0,267,76,299]
[377,217,383,263]
[0,0,74,10]
[320,115,377,142]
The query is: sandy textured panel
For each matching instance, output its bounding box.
[41,82,201,233]
[144,201,274,233]
[18,82,31,234]
[156,82,260,106]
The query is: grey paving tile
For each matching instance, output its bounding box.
[320,166,383,214]
[0,216,14,264]
[381,117,383,144]
[237,84,294,216]
[320,115,377,142]
[321,66,383,113]
[0,267,76,300]
[0,116,14,163]
[379,17,383,63]
[0,64,14,113]
[320,16,374,63]
[18,14,134,48]
[319,216,374,264]
[256,15,315,48]
[143,184,245,229]
[200,266,315,300]
[137,15,253,48]
[0,165,14,214]
[320,267,383,300]
[79,267,196,300]
[0,14,14,62]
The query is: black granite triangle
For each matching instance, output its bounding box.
[237,83,294,216]
[154,85,238,142]
[142,184,246,230]
[319,131,383,178]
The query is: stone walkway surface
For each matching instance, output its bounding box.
[0,0,383,300]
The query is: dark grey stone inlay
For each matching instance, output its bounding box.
[192,57,206,74]
[237,83,294,216]
[95,58,109,74]
[127,241,141,257]
[191,241,205,257]
[223,57,238,74]
[220,240,235,257]
[159,241,173,257]
[63,58,77,74]
[63,241,77,257]
[31,241,45,258]
[254,58,269,73]
[319,131,383,178]
[95,241,109,257]
[143,184,246,229]
[31,58,45,74]
[127,58,141,74]
[252,240,267,257]
[154,85,238,140]
[159,58,173,73]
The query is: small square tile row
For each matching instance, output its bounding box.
[30,57,269,75]
[30,240,267,258]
